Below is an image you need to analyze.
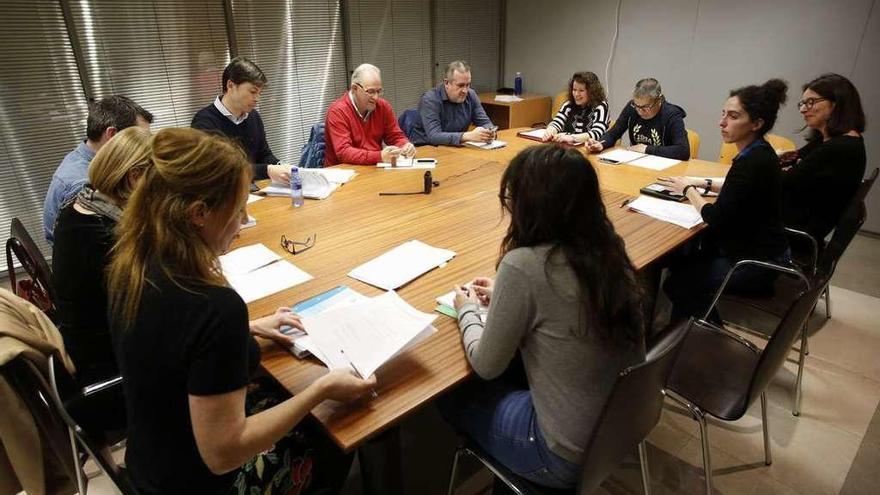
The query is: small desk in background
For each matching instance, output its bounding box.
[478,92,552,129]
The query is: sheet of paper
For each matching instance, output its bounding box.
[241,214,257,229]
[465,140,507,150]
[225,260,313,304]
[597,149,646,164]
[317,168,357,184]
[628,154,680,170]
[302,291,437,378]
[247,194,264,204]
[494,95,523,102]
[517,128,545,139]
[219,244,281,276]
[377,157,437,169]
[284,286,370,359]
[348,240,456,290]
[627,195,703,229]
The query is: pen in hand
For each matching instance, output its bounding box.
[339,350,379,399]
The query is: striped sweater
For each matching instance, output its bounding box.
[548,100,609,140]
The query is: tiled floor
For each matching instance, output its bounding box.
[59,233,880,495]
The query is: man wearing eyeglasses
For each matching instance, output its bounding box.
[324,63,415,166]
[587,78,690,160]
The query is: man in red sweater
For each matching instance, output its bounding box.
[324,63,415,166]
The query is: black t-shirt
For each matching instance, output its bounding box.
[700,139,788,260]
[782,135,866,243]
[113,266,260,495]
[51,204,117,385]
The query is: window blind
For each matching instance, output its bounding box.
[433,0,502,92]
[0,1,90,271]
[346,0,433,114]
[230,0,348,162]
[67,0,230,129]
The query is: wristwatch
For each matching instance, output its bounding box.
[703,178,713,195]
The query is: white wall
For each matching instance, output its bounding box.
[504,0,879,232]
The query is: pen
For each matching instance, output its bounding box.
[599,158,620,164]
[339,350,379,399]
[620,198,634,208]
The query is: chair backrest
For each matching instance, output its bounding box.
[717,133,796,164]
[686,129,700,159]
[553,90,568,116]
[817,167,878,277]
[5,217,56,316]
[748,281,822,404]
[397,108,420,142]
[577,319,692,494]
[297,123,326,169]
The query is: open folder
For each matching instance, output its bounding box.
[302,291,437,378]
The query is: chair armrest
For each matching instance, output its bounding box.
[703,259,810,321]
[784,227,819,276]
[82,375,123,397]
[695,319,761,354]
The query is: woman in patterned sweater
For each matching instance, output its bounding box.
[541,71,609,145]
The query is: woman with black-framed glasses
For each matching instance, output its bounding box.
[779,73,866,245]
[586,77,690,160]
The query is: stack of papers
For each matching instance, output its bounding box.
[261,168,356,200]
[283,286,369,358]
[377,157,437,169]
[348,240,456,290]
[302,291,437,378]
[626,196,704,229]
[219,244,313,303]
[517,128,546,141]
[465,140,507,150]
[495,95,523,102]
[597,149,680,170]
[435,288,488,322]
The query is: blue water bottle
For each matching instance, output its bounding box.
[290,166,304,208]
[514,72,523,95]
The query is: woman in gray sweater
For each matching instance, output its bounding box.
[442,145,645,489]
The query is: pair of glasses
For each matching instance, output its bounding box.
[631,100,658,111]
[797,97,829,110]
[280,233,316,255]
[356,83,383,97]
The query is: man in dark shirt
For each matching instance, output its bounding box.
[191,57,288,183]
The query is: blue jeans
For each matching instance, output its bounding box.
[438,378,581,489]
[665,246,792,320]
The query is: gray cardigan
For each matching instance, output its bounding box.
[457,245,643,463]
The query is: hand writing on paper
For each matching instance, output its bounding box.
[553,133,577,144]
[453,285,479,311]
[317,369,378,402]
[541,127,558,142]
[400,142,417,158]
[381,146,401,163]
[463,127,494,143]
[470,277,495,306]
[586,138,604,153]
[249,307,303,345]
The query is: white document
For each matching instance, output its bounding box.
[465,140,507,150]
[598,149,680,170]
[261,172,341,200]
[517,128,545,139]
[494,95,523,102]
[317,168,357,184]
[225,260,313,303]
[302,291,437,377]
[284,286,370,359]
[627,195,704,229]
[377,157,437,169]
[247,194,264,204]
[219,244,280,276]
[241,214,257,229]
[348,240,456,291]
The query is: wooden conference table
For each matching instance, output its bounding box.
[240,128,729,452]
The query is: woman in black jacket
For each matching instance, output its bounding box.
[780,73,866,245]
[659,79,791,319]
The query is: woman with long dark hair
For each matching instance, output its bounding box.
[442,144,644,489]
[541,71,609,144]
[780,73,866,244]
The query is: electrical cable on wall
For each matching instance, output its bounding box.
[604,0,622,102]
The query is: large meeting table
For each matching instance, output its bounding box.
[240,128,729,452]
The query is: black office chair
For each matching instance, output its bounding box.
[714,167,877,415]
[446,318,693,495]
[665,281,824,495]
[5,217,56,320]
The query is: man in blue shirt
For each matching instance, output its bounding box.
[42,95,153,244]
[410,61,495,146]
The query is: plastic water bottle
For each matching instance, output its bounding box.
[290,166,304,208]
[514,72,523,95]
